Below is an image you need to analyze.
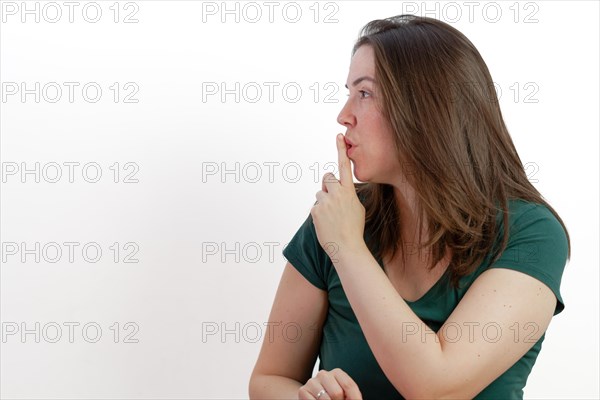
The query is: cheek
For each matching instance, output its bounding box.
[375,136,401,171]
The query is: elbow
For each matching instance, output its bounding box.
[403,388,465,400]
[248,372,262,399]
[402,383,479,400]
[248,372,263,400]
[396,376,476,400]
[401,386,436,400]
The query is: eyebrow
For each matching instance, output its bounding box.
[344,76,376,89]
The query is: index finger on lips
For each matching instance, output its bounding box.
[336,133,353,188]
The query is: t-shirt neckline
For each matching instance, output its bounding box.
[373,254,450,304]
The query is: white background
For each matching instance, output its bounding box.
[0,0,598,399]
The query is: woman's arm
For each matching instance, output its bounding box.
[249,261,328,399]
[248,374,304,399]
[333,243,556,399]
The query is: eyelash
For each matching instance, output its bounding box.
[346,90,371,99]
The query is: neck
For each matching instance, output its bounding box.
[391,181,427,243]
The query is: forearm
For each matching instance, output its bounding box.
[334,243,447,397]
[249,373,304,400]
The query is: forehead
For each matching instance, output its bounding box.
[348,45,375,80]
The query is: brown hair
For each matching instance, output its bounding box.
[351,15,571,288]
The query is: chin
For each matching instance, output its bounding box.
[352,167,368,183]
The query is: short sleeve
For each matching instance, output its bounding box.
[282,212,329,291]
[488,203,569,315]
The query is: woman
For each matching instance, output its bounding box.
[249,14,570,400]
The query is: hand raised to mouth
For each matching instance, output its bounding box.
[311,133,365,265]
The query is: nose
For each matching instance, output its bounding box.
[337,98,356,128]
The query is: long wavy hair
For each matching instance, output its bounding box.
[352,15,571,288]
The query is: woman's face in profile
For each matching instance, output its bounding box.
[338,45,402,185]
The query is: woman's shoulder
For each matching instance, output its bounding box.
[498,198,561,229]
[504,197,543,214]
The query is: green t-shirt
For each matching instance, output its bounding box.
[282,198,569,399]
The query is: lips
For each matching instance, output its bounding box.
[343,139,356,159]
[344,137,356,149]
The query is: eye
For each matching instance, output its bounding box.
[346,90,371,98]
[359,90,371,98]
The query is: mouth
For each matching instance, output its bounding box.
[344,137,356,150]
[346,143,356,157]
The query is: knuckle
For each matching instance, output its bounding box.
[339,379,357,390]
[297,386,310,400]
